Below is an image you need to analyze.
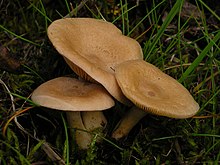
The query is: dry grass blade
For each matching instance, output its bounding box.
[0,78,65,164]
[0,78,16,113]
[2,106,33,137]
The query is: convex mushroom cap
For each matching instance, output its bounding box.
[115,60,200,118]
[31,77,115,149]
[31,77,115,111]
[47,18,143,105]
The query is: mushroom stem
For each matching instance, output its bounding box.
[82,111,107,131]
[66,111,91,149]
[66,111,107,149]
[111,106,147,140]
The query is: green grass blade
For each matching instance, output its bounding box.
[112,5,137,24]
[197,0,220,21]
[190,133,220,138]
[27,140,45,161]
[10,93,36,105]
[28,1,52,23]
[22,64,45,82]
[0,140,31,165]
[0,25,40,46]
[144,0,182,59]
[64,0,71,14]
[61,114,70,165]
[127,0,165,37]
[39,0,49,28]
[120,0,125,34]
[179,30,220,83]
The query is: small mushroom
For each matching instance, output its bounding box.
[47,18,143,105]
[31,77,115,149]
[112,60,200,139]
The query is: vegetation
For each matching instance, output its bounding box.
[0,0,219,164]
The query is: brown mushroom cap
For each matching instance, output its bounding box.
[47,18,143,104]
[115,60,200,118]
[31,77,115,111]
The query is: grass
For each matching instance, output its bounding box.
[0,0,219,164]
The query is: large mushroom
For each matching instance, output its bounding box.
[47,18,143,105]
[31,77,115,149]
[112,60,200,139]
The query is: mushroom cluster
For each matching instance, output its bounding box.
[31,77,115,149]
[31,18,200,149]
[31,18,143,149]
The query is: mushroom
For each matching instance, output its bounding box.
[112,60,200,139]
[31,77,115,149]
[47,18,143,105]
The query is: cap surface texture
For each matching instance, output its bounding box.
[115,60,200,118]
[31,77,115,111]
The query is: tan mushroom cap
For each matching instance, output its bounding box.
[47,18,143,105]
[31,77,115,111]
[115,60,200,118]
